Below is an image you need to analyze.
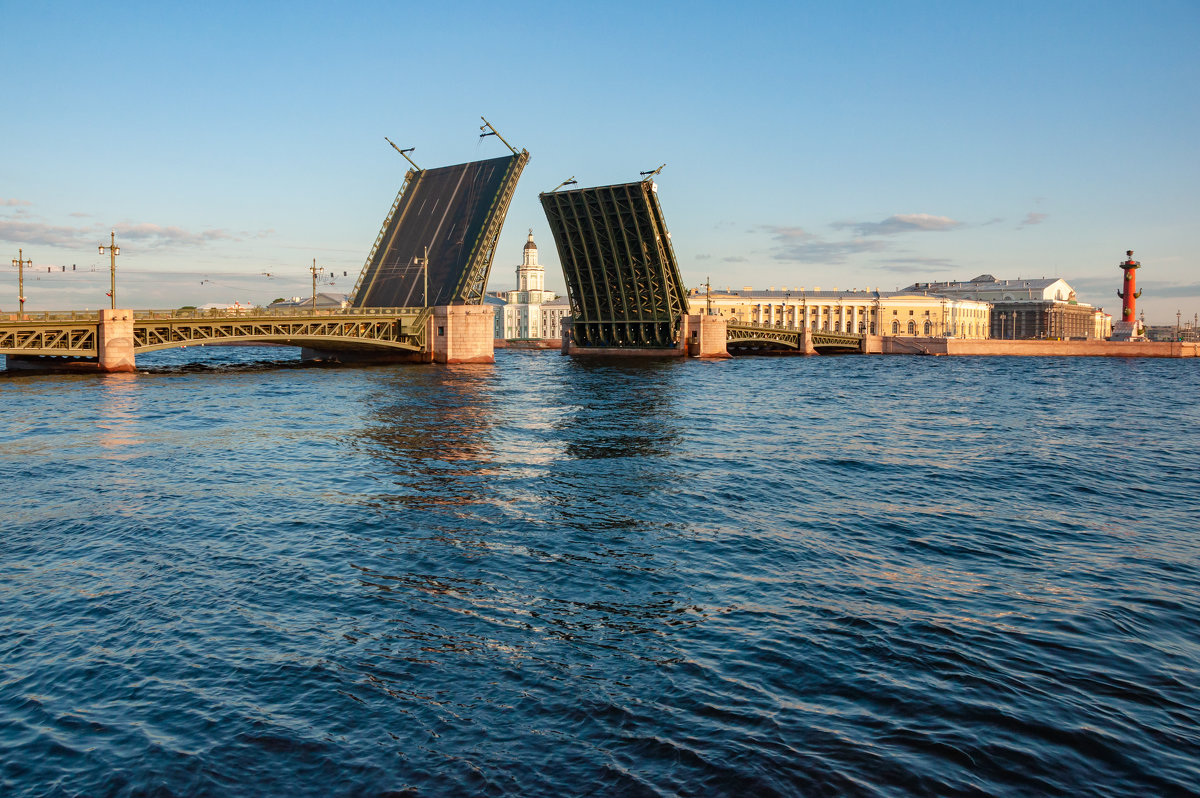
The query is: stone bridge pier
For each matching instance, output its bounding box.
[98,309,136,372]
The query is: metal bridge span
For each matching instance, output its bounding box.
[726,322,864,354]
[0,307,431,371]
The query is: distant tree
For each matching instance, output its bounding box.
[178,305,196,310]
[272,298,286,305]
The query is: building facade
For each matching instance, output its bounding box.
[491,231,564,341]
[686,287,992,338]
[902,275,1109,340]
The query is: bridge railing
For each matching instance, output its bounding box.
[132,306,425,321]
[3,307,426,322]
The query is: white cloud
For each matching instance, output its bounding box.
[0,217,271,250]
[760,225,888,263]
[834,213,964,236]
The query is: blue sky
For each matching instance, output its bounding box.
[2,1,1197,322]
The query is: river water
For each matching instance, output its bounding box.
[1,348,1197,796]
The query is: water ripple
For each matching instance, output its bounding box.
[1,348,1198,795]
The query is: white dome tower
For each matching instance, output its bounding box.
[517,229,544,294]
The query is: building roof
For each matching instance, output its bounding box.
[900,276,1091,306]
[690,287,987,303]
[268,292,349,309]
[903,277,1065,293]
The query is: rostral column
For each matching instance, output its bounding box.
[1112,250,1145,340]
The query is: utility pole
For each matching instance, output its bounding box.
[309,258,324,310]
[98,231,120,309]
[11,248,31,314]
[705,276,712,316]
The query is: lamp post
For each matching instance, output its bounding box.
[784,291,791,328]
[98,231,119,309]
[11,248,31,315]
[309,258,324,310]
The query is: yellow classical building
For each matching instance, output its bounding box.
[686,287,992,338]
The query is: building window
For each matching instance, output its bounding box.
[924,320,932,335]
[892,320,900,334]
[907,320,916,334]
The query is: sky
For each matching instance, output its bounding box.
[2,1,1197,323]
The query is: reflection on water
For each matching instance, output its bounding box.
[555,358,685,461]
[353,365,501,522]
[97,373,144,455]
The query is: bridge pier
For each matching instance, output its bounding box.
[98,309,136,372]
[430,305,495,364]
[800,327,817,355]
[685,314,731,358]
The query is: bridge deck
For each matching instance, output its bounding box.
[0,307,429,359]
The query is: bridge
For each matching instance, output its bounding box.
[0,306,433,372]
[726,321,864,354]
[2,132,528,372]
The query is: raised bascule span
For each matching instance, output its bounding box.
[352,151,529,309]
[539,178,698,354]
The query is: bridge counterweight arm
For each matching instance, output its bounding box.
[479,116,518,155]
[384,137,421,170]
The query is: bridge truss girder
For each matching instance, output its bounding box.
[133,311,428,353]
[725,322,863,354]
[540,180,689,349]
[0,323,98,356]
[726,323,800,350]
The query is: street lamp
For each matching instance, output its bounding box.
[11,248,31,315]
[98,231,120,309]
